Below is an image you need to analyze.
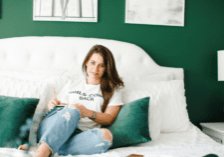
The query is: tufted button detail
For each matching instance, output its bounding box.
[143,59,148,65]
[116,57,121,62]
[3,54,7,59]
[139,58,144,63]
[51,55,55,60]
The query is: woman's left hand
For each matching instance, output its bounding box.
[70,103,93,118]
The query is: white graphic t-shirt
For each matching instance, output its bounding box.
[57,79,124,131]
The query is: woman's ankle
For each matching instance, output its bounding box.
[34,142,52,157]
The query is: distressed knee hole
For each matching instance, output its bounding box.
[62,111,71,121]
[100,129,112,142]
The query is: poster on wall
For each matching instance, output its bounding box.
[125,0,185,26]
[33,0,98,22]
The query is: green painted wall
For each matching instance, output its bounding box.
[0,0,224,127]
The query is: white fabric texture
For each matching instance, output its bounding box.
[122,73,174,82]
[0,36,184,80]
[29,70,86,80]
[1,124,224,157]
[121,72,177,140]
[0,70,69,108]
[0,71,69,94]
[122,89,161,141]
[0,70,85,80]
[70,123,224,157]
[0,73,70,145]
[1,36,222,157]
[124,80,191,134]
[57,79,124,131]
[0,75,50,146]
[38,76,70,104]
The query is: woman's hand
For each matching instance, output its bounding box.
[70,103,93,118]
[48,98,61,111]
[48,87,62,111]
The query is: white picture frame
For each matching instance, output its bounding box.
[33,0,98,22]
[125,0,185,27]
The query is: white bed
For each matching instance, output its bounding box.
[0,36,223,157]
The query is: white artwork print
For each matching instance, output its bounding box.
[125,0,185,26]
[33,0,98,22]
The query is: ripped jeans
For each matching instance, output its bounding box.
[37,105,112,156]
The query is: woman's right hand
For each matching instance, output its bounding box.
[48,98,61,111]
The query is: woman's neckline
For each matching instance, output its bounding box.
[85,79,100,86]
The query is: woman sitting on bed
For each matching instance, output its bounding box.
[18,45,125,157]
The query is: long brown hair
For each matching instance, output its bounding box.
[82,45,124,112]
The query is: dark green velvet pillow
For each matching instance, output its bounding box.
[0,95,39,148]
[103,97,151,149]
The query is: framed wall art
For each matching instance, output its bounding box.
[125,0,185,26]
[33,0,98,22]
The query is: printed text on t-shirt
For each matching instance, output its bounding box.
[69,91,103,101]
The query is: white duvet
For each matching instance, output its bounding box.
[0,123,223,157]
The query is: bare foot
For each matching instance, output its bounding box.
[29,146,38,152]
[18,144,28,150]
[33,142,51,157]
[18,144,38,152]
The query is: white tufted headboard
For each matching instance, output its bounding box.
[0,36,183,79]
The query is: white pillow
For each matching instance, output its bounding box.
[124,80,191,134]
[122,89,161,141]
[0,71,70,103]
[45,70,174,81]
[30,69,86,80]
[0,70,56,80]
[159,81,191,133]
[0,73,71,146]
[122,73,174,82]
[0,75,51,146]
[40,76,70,101]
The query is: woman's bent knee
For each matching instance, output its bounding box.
[65,105,81,119]
[99,129,113,142]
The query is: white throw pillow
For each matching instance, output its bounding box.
[0,71,70,103]
[30,70,86,80]
[122,73,174,82]
[0,70,57,80]
[122,89,161,141]
[124,80,191,134]
[0,75,51,146]
[40,76,70,101]
[0,74,71,146]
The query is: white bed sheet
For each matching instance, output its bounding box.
[0,123,223,157]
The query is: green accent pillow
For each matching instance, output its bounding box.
[103,97,151,149]
[0,95,39,148]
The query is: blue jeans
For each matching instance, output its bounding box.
[38,105,112,156]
